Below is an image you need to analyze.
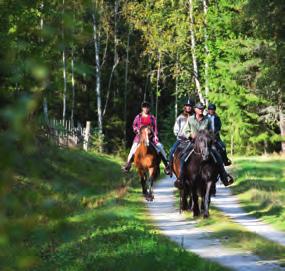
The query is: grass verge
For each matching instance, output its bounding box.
[1,145,228,271]
[231,156,285,231]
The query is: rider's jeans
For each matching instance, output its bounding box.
[169,140,181,161]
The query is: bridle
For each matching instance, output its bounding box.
[194,134,210,160]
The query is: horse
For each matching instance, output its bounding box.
[187,130,218,218]
[133,125,161,201]
[172,140,193,212]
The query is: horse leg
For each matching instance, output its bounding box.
[181,185,189,211]
[147,167,155,201]
[139,170,147,196]
[203,181,212,218]
[141,177,147,195]
[192,187,200,217]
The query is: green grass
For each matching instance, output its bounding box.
[231,156,285,231]
[190,208,285,266]
[1,145,228,271]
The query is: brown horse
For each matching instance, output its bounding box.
[134,126,160,201]
[172,140,193,212]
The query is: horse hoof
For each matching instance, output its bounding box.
[203,213,209,219]
[193,211,200,218]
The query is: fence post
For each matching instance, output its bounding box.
[83,121,91,151]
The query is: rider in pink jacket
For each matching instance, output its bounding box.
[122,101,170,173]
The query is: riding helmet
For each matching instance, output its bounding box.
[195,102,205,110]
[208,103,216,110]
[184,98,195,107]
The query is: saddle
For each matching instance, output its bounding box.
[175,140,192,159]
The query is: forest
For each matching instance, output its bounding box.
[1,1,285,270]
[0,0,284,156]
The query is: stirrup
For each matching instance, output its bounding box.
[221,174,234,186]
[122,162,131,173]
[224,159,232,166]
[174,178,183,189]
[164,165,171,176]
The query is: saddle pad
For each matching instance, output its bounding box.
[175,140,191,159]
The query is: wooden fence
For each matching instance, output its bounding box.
[44,119,91,151]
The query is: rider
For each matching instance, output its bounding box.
[122,101,170,174]
[207,103,232,166]
[174,102,234,189]
[168,98,195,175]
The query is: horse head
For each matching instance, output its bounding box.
[139,125,153,147]
[194,130,213,161]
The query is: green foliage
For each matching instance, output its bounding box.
[0,0,284,154]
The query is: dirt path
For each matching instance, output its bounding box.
[147,176,285,271]
[212,184,285,246]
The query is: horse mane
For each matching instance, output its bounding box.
[195,129,213,142]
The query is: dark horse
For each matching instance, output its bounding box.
[172,130,218,217]
[172,140,193,212]
[188,130,218,218]
[134,126,160,201]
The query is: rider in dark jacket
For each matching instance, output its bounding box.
[207,103,231,166]
[174,102,234,189]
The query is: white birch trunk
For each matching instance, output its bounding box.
[43,97,48,122]
[71,48,75,126]
[188,0,205,104]
[40,1,48,121]
[92,7,103,150]
[155,52,161,119]
[203,0,209,102]
[124,29,130,145]
[62,0,67,121]
[175,76,178,119]
[279,90,285,153]
[103,0,120,115]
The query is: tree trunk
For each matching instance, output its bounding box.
[62,0,67,121]
[43,97,48,122]
[175,76,178,119]
[71,48,75,126]
[188,0,205,104]
[103,0,120,115]
[124,28,130,146]
[279,90,285,153]
[40,1,48,121]
[92,7,103,151]
[202,0,209,103]
[155,52,161,119]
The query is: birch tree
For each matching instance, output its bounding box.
[92,1,103,150]
[202,0,209,102]
[62,0,67,121]
[188,0,205,104]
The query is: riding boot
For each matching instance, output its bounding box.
[212,149,234,186]
[216,141,232,166]
[160,153,171,175]
[122,156,134,173]
[223,152,232,166]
